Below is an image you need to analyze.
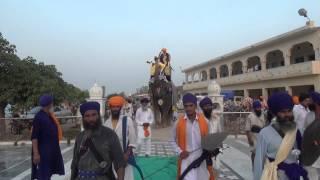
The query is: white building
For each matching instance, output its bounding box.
[182,21,320,98]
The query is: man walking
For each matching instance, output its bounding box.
[71,101,125,180]
[199,97,222,176]
[293,93,311,134]
[173,93,214,180]
[31,94,65,180]
[104,96,137,180]
[254,92,308,180]
[135,97,154,157]
[245,100,266,167]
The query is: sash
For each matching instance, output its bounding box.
[49,113,63,141]
[261,128,297,180]
[176,114,215,180]
[122,116,144,180]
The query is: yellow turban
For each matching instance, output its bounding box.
[108,96,125,107]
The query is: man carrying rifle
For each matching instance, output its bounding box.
[71,102,125,180]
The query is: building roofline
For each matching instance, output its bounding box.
[183,24,320,73]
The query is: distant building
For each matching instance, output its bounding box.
[182,22,320,98]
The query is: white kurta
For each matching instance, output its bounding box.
[172,115,209,180]
[293,104,310,134]
[135,107,154,155]
[206,112,223,170]
[104,116,137,180]
[245,112,266,150]
[254,124,299,180]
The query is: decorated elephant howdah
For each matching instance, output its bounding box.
[148,49,174,127]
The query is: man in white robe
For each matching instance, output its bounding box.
[104,96,137,180]
[293,93,311,134]
[173,93,213,180]
[135,97,154,157]
[245,100,266,167]
[254,92,308,180]
[199,97,222,174]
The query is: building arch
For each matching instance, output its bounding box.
[201,70,208,81]
[266,50,285,69]
[247,56,261,72]
[290,41,315,64]
[209,67,217,79]
[232,61,243,75]
[193,72,200,82]
[220,65,229,78]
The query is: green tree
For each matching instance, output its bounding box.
[0,33,88,135]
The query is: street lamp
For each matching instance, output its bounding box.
[298,8,311,21]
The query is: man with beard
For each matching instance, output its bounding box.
[104,96,137,180]
[199,97,222,177]
[173,93,214,180]
[254,92,308,180]
[71,102,125,180]
[245,100,266,167]
[31,95,65,180]
[135,97,154,157]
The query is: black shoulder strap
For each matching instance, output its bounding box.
[122,116,128,152]
[87,138,105,164]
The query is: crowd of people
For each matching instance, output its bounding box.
[29,90,320,180]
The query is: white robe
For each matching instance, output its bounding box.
[172,114,209,180]
[293,104,309,134]
[135,107,154,155]
[206,112,223,170]
[104,116,137,180]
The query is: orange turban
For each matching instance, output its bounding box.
[108,96,125,107]
[292,96,299,105]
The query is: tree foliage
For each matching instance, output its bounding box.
[0,32,88,117]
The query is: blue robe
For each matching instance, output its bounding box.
[31,110,65,180]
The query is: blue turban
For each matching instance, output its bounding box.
[199,97,213,107]
[39,94,53,107]
[183,93,197,105]
[268,92,293,115]
[310,91,320,105]
[80,102,100,116]
[252,100,262,109]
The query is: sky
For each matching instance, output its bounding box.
[1,0,320,94]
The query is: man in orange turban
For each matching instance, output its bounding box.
[105,96,138,180]
[108,96,126,107]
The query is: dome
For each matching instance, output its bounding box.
[89,83,103,98]
[208,80,221,96]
